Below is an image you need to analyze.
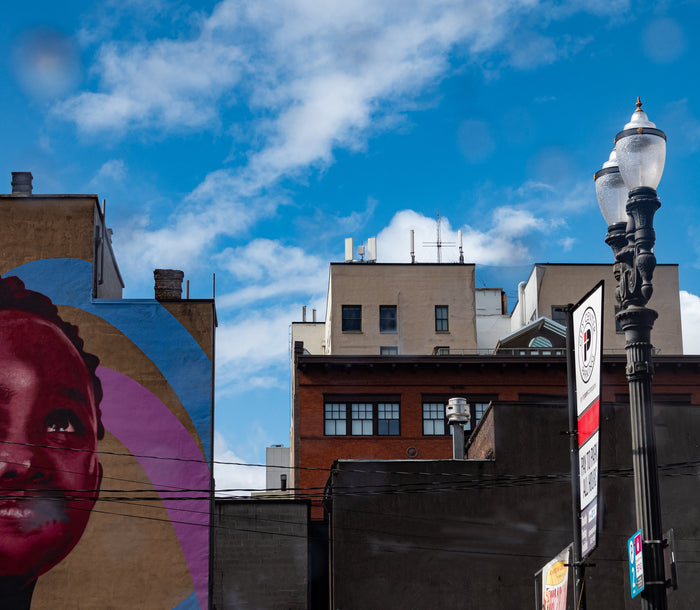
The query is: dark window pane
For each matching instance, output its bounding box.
[551,306,567,327]
[342,305,362,331]
[435,306,449,332]
[380,305,397,332]
[378,402,400,436]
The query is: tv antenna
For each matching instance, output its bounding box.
[423,211,455,263]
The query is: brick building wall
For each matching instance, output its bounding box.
[294,351,700,519]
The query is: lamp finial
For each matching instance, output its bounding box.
[635,97,643,112]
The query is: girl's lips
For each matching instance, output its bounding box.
[0,495,68,532]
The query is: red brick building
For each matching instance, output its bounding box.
[292,342,697,518]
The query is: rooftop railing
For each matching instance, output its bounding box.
[432,347,660,356]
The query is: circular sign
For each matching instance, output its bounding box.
[577,306,598,383]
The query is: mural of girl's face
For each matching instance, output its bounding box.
[0,310,102,585]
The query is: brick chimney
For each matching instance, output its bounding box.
[154,269,184,301]
[11,172,33,195]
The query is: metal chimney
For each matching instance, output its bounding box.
[446,397,470,460]
[11,172,33,195]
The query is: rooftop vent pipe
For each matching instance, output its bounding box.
[11,172,33,195]
[154,269,184,301]
[446,397,470,460]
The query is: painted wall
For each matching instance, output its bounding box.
[0,258,214,610]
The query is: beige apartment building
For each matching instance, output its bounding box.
[293,260,683,356]
[512,263,683,354]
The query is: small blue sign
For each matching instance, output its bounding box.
[628,530,645,598]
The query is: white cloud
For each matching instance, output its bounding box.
[680,290,700,354]
[214,304,299,398]
[56,0,629,279]
[215,239,328,307]
[89,159,127,188]
[56,34,245,133]
[376,207,552,266]
[214,431,266,496]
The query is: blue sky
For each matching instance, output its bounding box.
[3,0,700,491]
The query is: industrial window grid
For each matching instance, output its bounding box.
[324,397,401,436]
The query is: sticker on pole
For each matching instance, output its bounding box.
[628,530,645,598]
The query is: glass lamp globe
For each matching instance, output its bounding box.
[614,98,666,189]
[594,149,628,226]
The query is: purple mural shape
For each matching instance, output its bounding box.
[99,367,210,610]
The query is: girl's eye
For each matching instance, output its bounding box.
[44,409,84,435]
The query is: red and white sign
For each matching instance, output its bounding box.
[573,282,603,559]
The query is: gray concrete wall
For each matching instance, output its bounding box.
[329,400,699,609]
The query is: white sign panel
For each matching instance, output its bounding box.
[573,284,603,418]
[579,430,600,509]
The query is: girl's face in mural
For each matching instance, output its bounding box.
[0,310,102,584]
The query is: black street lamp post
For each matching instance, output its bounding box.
[595,99,668,610]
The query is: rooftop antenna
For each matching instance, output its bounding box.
[423,211,455,263]
[367,237,377,262]
[410,230,415,263]
[345,238,354,262]
[458,229,464,264]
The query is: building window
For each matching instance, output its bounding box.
[423,402,446,435]
[342,305,362,332]
[435,305,449,332]
[351,403,373,435]
[473,402,489,427]
[551,306,567,327]
[379,305,397,332]
[324,403,347,435]
[380,346,398,355]
[324,397,401,436]
[377,403,400,435]
[422,397,495,436]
